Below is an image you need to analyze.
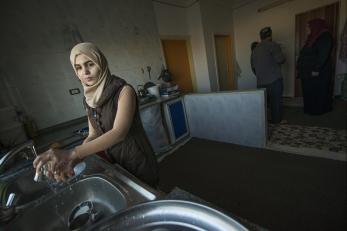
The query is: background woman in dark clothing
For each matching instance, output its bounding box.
[297,18,334,115]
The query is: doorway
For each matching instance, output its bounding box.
[161,39,194,93]
[294,2,340,96]
[214,35,235,91]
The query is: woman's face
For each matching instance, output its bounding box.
[74,54,101,86]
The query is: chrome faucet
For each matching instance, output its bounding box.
[0,140,37,224]
[0,140,37,171]
[0,193,17,224]
[5,193,16,207]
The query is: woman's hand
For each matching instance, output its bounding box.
[33,148,81,182]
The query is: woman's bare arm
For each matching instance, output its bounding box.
[82,118,98,144]
[73,85,136,159]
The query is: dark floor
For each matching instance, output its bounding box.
[158,138,346,231]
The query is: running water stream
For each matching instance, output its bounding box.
[32,162,87,229]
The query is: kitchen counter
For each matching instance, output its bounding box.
[139,94,181,110]
[32,94,180,154]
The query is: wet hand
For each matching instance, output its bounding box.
[33,148,80,182]
[33,148,57,178]
[53,149,80,182]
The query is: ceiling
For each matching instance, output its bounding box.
[152,0,257,9]
[152,0,199,8]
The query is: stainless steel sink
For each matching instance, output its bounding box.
[1,161,88,209]
[2,169,50,208]
[1,154,160,230]
[87,200,249,231]
[8,175,128,230]
[2,153,252,231]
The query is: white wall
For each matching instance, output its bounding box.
[0,0,164,129]
[153,1,211,93]
[186,3,212,92]
[200,0,235,91]
[233,0,347,96]
[153,2,189,36]
[153,0,237,93]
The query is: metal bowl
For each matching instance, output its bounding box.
[87,200,249,231]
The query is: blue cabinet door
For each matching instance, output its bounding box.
[164,98,189,144]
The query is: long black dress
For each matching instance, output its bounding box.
[297,32,334,115]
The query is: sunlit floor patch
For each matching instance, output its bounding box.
[267,124,347,161]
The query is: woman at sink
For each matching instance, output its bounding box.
[33,42,159,187]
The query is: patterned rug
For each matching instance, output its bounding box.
[267,123,347,161]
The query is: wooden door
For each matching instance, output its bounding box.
[294,2,339,96]
[214,35,235,91]
[161,40,194,93]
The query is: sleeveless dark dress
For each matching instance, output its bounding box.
[83,75,159,187]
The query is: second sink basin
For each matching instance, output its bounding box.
[8,175,127,231]
[0,166,50,208]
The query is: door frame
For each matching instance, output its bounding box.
[160,36,197,92]
[212,34,235,91]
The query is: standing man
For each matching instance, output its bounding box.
[251,27,286,124]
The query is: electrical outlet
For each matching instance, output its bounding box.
[69,88,80,95]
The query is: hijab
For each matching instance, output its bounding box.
[306,18,330,48]
[70,42,111,108]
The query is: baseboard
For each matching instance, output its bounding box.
[266,143,347,162]
[282,97,303,107]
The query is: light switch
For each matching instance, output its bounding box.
[69,88,80,95]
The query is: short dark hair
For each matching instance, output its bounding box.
[260,27,272,40]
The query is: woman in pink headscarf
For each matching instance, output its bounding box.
[297,18,334,115]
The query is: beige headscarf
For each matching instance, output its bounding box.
[70,42,111,108]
